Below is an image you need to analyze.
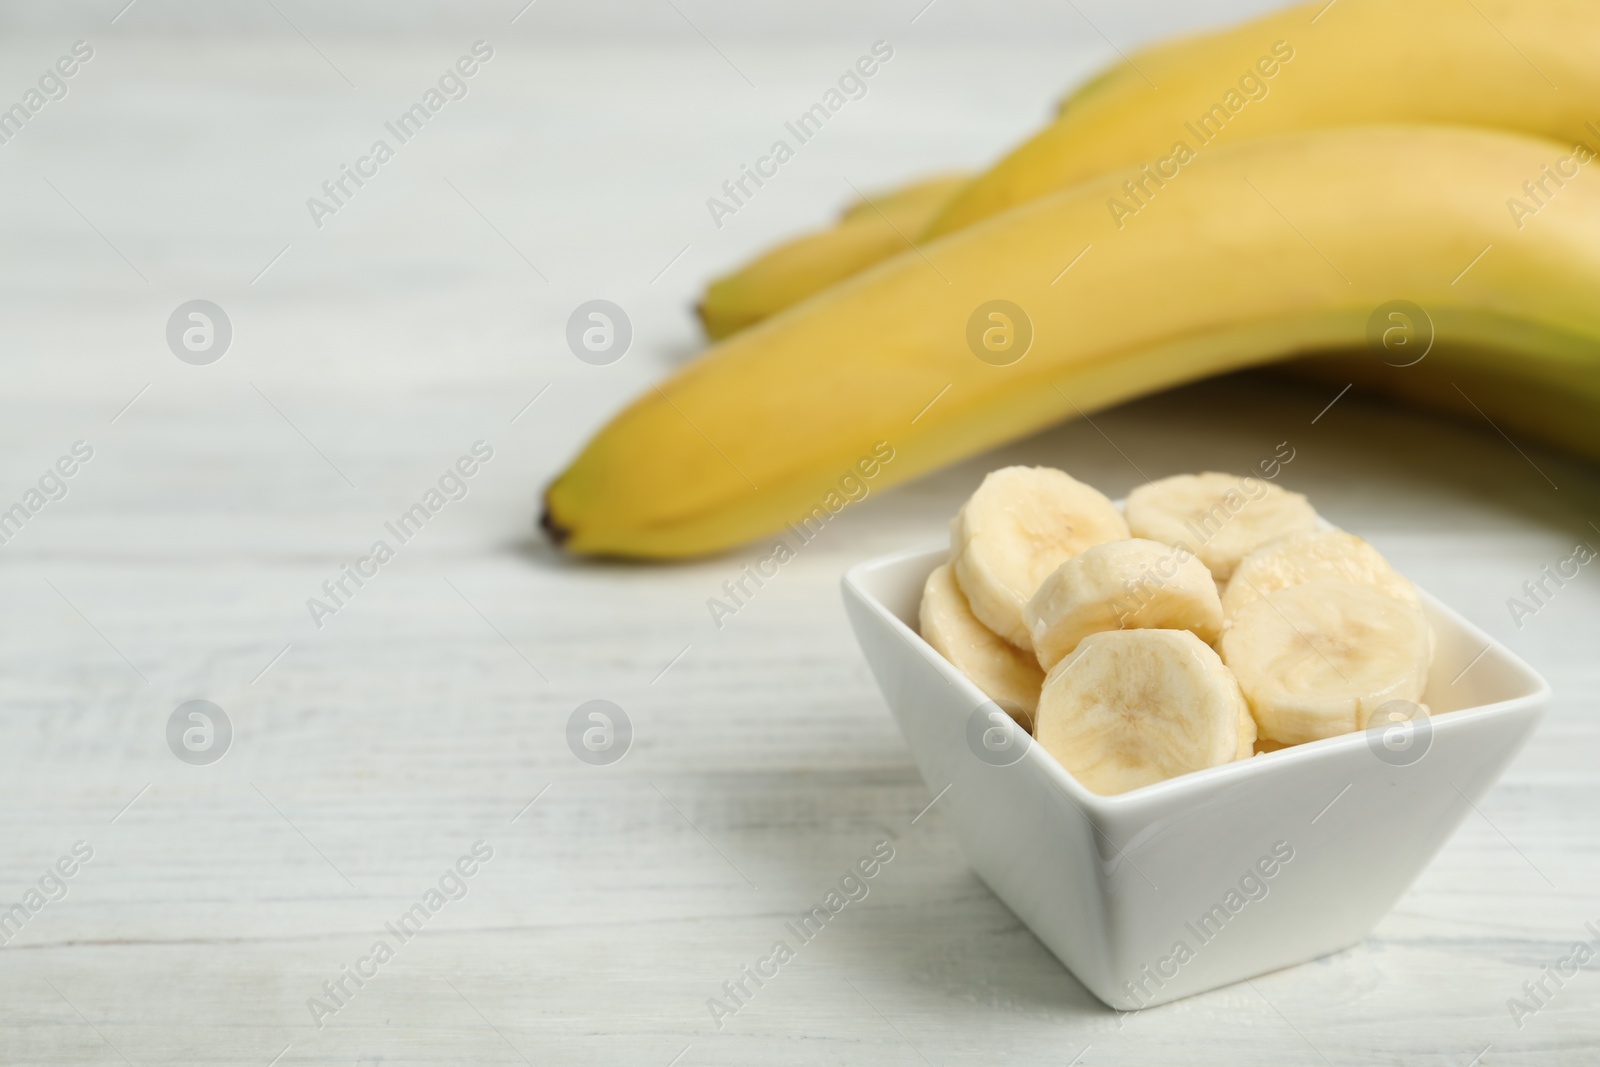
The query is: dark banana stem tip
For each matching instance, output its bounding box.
[538,504,570,547]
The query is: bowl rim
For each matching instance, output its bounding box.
[843,538,1553,817]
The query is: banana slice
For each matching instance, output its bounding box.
[1232,699,1256,761]
[1219,581,1432,745]
[920,563,1044,729]
[1024,538,1223,671]
[1125,472,1318,582]
[1034,629,1255,796]
[951,466,1128,649]
[1222,529,1419,617]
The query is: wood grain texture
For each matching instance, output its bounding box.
[0,29,1595,1067]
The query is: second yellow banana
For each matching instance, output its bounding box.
[697,173,967,340]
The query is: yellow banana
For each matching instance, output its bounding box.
[926,0,1600,238]
[697,173,968,340]
[694,51,1173,341]
[1048,28,1204,118]
[837,172,967,224]
[694,46,1165,342]
[543,126,1600,558]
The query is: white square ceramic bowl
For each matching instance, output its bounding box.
[842,540,1550,1009]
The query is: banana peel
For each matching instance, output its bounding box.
[544,126,1600,558]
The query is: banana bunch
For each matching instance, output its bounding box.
[923,466,1431,795]
[544,0,1600,559]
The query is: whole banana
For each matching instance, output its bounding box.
[697,173,967,340]
[543,126,1600,558]
[926,0,1600,238]
[692,46,1154,342]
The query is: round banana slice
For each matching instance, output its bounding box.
[1024,538,1223,671]
[1124,472,1318,582]
[952,466,1128,649]
[1222,529,1419,617]
[920,563,1044,729]
[1219,581,1432,746]
[1034,629,1255,796]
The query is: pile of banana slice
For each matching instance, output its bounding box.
[920,467,1434,795]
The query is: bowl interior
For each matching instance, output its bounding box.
[848,540,1548,736]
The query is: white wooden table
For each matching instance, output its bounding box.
[0,24,1596,1066]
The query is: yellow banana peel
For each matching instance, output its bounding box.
[544,126,1600,558]
[697,172,968,340]
[928,0,1600,237]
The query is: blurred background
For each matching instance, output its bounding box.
[0,2,1595,1064]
